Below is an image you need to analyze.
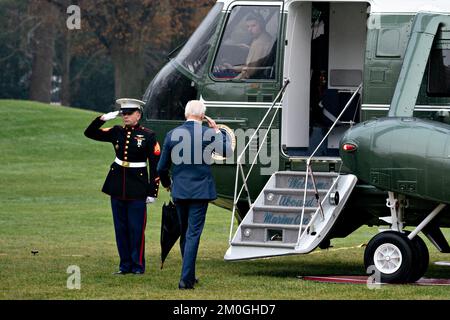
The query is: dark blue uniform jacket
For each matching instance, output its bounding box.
[84,116,160,200]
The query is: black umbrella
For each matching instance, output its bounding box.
[160,201,180,269]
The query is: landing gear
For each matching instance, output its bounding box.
[364,231,429,283]
[364,192,445,283]
[364,231,414,283]
[409,235,429,282]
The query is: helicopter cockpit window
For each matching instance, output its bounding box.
[175,3,223,77]
[212,6,280,80]
[428,49,450,96]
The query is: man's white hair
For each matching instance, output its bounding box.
[185,100,206,118]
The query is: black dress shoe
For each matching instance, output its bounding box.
[178,280,194,290]
[195,278,199,284]
[133,271,144,275]
[112,270,130,275]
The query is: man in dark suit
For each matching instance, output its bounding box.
[157,100,232,289]
[84,98,160,275]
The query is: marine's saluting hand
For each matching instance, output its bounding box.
[101,111,119,121]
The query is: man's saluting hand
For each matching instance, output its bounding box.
[100,111,119,121]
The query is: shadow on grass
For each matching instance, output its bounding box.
[207,254,450,280]
[234,261,364,278]
[202,252,365,279]
[425,264,450,279]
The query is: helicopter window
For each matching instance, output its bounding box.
[212,5,280,81]
[175,3,223,77]
[376,28,403,58]
[428,49,450,97]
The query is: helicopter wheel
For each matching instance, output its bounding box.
[364,231,415,283]
[408,235,429,282]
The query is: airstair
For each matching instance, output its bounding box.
[224,171,357,260]
[224,79,361,261]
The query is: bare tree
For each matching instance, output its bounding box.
[1,0,214,105]
[48,0,214,99]
[28,0,59,103]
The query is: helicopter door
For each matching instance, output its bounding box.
[282,2,367,157]
[282,2,312,153]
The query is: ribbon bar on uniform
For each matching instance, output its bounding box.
[114,157,146,168]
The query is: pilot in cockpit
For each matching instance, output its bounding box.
[214,12,275,80]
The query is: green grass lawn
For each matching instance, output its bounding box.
[1,99,450,300]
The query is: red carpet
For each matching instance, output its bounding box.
[300,275,450,285]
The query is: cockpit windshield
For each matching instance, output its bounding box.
[175,3,223,77]
[143,3,223,121]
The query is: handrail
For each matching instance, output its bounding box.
[229,78,290,243]
[309,84,362,160]
[296,83,362,247]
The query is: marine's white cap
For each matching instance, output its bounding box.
[116,98,145,112]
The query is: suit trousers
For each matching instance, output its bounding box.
[111,198,147,273]
[175,199,208,287]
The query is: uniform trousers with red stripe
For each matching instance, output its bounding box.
[110,198,147,273]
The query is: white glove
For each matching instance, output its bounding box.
[146,196,155,204]
[101,111,119,121]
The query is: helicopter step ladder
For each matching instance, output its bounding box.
[224,80,361,261]
[224,171,357,261]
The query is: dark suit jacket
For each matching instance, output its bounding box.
[157,121,232,200]
[84,116,160,200]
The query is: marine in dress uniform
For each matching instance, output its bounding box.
[84,98,160,275]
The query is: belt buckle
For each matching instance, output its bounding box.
[122,161,130,167]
